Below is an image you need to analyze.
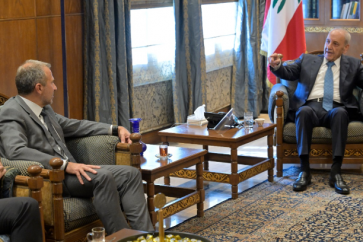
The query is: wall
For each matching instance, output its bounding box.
[0,0,84,119]
[135,66,233,133]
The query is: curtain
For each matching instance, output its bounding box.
[231,0,266,118]
[173,0,207,123]
[83,0,133,130]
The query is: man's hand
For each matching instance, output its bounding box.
[65,162,101,185]
[268,53,282,68]
[118,126,132,144]
[0,162,6,179]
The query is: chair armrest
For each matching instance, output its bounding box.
[66,133,143,167]
[38,158,65,241]
[66,135,120,165]
[115,133,143,169]
[0,157,43,176]
[268,83,289,123]
[353,87,363,115]
[12,165,45,242]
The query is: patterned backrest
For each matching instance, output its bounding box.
[66,135,120,165]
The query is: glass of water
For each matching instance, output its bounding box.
[244,112,254,128]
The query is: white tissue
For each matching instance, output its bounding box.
[187,104,208,126]
[193,104,206,120]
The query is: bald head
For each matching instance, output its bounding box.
[15,60,51,95]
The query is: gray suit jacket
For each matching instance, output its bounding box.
[271,54,363,113]
[0,95,111,169]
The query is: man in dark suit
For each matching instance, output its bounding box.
[0,60,153,234]
[268,28,363,194]
[0,162,43,241]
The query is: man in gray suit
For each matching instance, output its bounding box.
[0,60,153,234]
[268,28,363,194]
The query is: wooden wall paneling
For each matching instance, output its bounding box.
[65,15,84,119]
[305,32,326,53]
[0,0,35,19]
[0,19,37,96]
[36,17,64,115]
[36,0,61,16]
[348,33,363,58]
[65,0,83,14]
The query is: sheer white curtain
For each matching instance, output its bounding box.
[202,2,238,72]
[131,7,176,86]
[130,3,238,86]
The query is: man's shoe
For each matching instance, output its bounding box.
[293,172,312,191]
[329,174,350,195]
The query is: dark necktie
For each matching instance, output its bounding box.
[322,62,335,111]
[41,110,73,161]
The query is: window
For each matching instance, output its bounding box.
[202,2,238,72]
[131,7,175,86]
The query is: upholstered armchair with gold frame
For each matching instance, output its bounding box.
[0,92,143,242]
[0,162,45,242]
[268,51,363,177]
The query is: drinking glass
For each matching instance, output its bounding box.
[87,227,105,242]
[244,112,254,128]
[159,144,168,157]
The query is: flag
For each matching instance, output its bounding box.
[260,0,306,85]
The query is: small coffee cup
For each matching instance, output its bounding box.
[255,118,265,127]
[87,227,105,242]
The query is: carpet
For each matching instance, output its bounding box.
[167,167,363,241]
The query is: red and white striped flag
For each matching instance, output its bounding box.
[260,0,306,85]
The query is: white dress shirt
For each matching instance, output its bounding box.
[308,56,341,103]
[273,56,342,103]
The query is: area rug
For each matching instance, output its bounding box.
[167,167,363,241]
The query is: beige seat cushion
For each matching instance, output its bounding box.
[283,121,363,144]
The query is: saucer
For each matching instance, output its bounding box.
[155,154,172,159]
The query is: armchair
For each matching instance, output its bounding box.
[43,134,142,242]
[0,162,45,242]
[269,51,363,177]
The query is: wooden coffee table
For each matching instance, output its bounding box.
[140,145,207,226]
[158,123,276,199]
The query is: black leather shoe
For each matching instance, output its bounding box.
[293,172,312,191]
[329,174,350,195]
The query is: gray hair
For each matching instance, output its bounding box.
[329,28,351,45]
[15,60,51,95]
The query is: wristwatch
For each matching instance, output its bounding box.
[112,125,118,136]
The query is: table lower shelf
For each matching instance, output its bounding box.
[143,184,204,226]
[169,158,273,183]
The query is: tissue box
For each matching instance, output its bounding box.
[187,115,208,126]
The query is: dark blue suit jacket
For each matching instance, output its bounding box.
[271,53,363,116]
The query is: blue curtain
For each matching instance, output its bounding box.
[173,0,207,123]
[83,0,133,130]
[232,0,266,118]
